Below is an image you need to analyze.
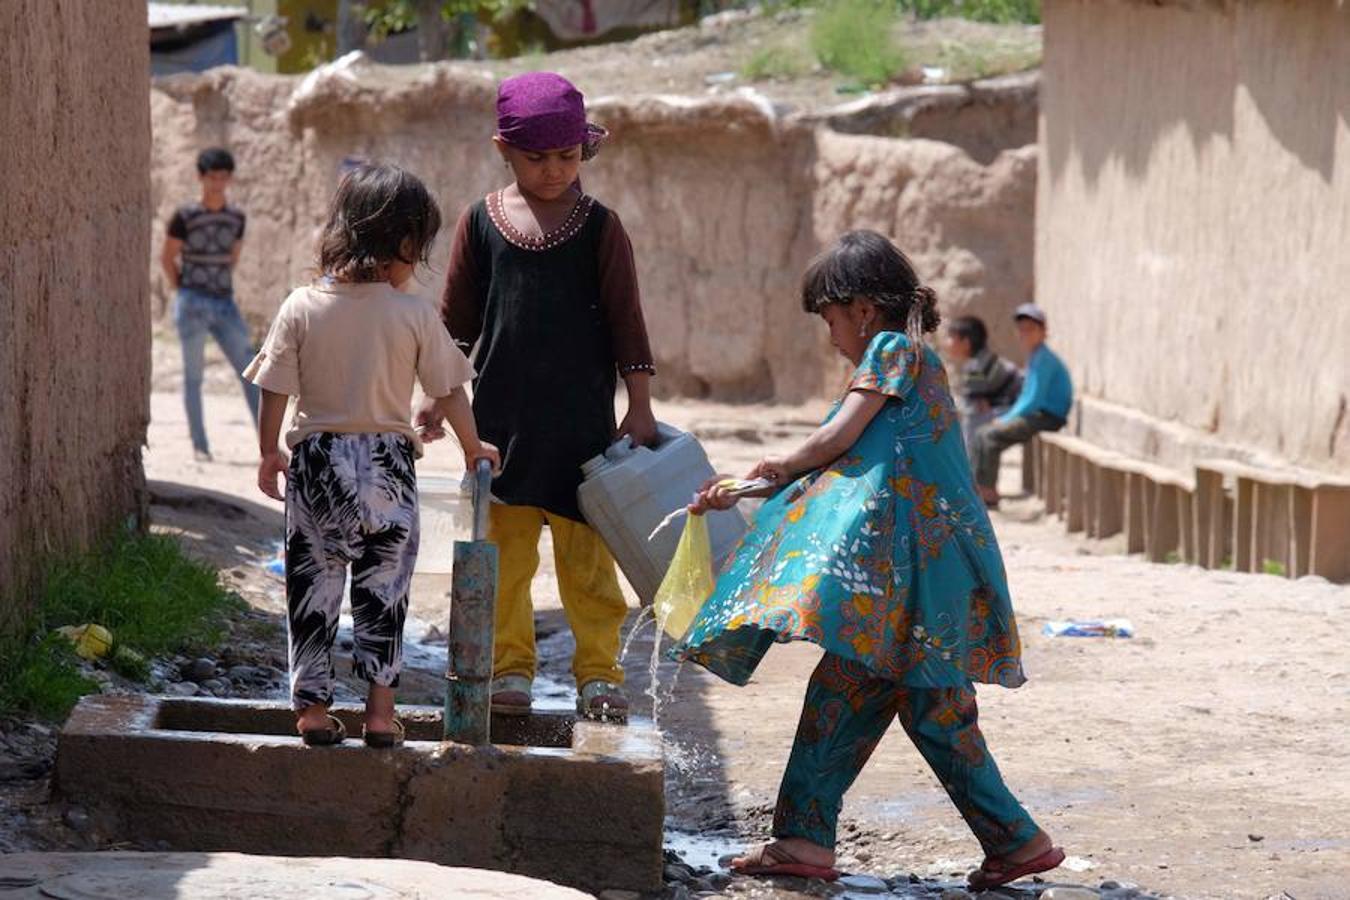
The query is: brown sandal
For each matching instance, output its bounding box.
[300,714,347,746]
[362,718,405,749]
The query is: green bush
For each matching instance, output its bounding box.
[759,0,1041,25]
[898,0,1040,24]
[742,44,809,80]
[0,531,241,721]
[811,0,907,86]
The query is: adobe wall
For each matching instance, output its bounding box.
[149,58,1037,403]
[0,1,151,630]
[1038,0,1350,474]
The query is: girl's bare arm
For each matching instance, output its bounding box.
[692,389,887,513]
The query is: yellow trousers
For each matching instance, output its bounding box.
[488,504,628,686]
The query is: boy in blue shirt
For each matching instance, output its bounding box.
[971,303,1072,507]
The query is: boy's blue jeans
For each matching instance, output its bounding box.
[173,288,260,454]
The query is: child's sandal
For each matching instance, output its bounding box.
[362,718,405,749]
[577,680,629,723]
[300,714,347,747]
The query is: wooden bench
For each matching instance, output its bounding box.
[1025,434,1348,581]
[1194,459,1350,580]
[1037,432,1196,564]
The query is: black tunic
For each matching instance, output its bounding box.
[441,193,653,522]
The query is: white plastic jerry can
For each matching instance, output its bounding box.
[578,423,748,606]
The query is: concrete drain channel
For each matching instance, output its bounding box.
[55,695,664,894]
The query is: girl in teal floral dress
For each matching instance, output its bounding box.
[674,231,1064,890]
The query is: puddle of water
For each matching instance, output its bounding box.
[665,825,737,871]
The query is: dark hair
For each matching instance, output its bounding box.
[801,230,940,351]
[318,163,442,283]
[197,147,235,175]
[947,315,988,354]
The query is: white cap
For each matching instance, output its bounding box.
[1013,302,1047,325]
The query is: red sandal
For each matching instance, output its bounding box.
[731,842,841,881]
[968,845,1066,890]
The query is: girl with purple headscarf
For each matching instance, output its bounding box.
[416,72,655,722]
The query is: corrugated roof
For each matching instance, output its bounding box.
[148,3,247,30]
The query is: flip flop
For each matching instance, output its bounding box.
[300,714,347,747]
[967,845,1066,890]
[362,718,405,749]
[731,842,841,882]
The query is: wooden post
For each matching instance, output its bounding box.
[1310,486,1350,581]
[1094,466,1125,539]
[1194,466,1221,568]
[1178,488,1196,564]
[1045,443,1063,516]
[1020,438,1037,495]
[1065,453,1086,533]
[1146,481,1180,563]
[1233,476,1254,573]
[1291,486,1313,578]
[1124,471,1147,555]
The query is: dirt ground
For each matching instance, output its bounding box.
[130,334,1350,900]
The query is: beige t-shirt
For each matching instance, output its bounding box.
[244,281,473,456]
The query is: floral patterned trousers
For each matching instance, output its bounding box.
[773,652,1041,856]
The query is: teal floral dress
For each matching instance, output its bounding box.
[671,331,1026,690]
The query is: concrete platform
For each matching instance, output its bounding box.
[55,695,664,895]
[0,851,591,898]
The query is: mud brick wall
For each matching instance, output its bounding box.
[1039,0,1350,475]
[149,61,1037,403]
[0,0,151,630]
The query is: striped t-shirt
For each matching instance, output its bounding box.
[168,203,246,298]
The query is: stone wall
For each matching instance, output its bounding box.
[1038,0,1350,474]
[150,58,1037,402]
[0,1,151,631]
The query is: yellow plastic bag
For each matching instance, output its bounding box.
[653,513,714,641]
[56,624,113,660]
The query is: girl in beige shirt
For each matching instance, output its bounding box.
[245,163,498,747]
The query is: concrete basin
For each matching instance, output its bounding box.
[56,695,664,895]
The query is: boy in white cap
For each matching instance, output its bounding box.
[970,303,1072,507]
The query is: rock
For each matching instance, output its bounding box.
[1248,833,1265,842]
[665,863,696,883]
[693,877,715,892]
[853,849,872,863]
[706,872,731,889]
[666,885,691,900]
[185,658,217,683]
[166,682,199,697]
[940,890,974,900]
[63,807,93,834]
[200,679,228,696]
[227,665,259,682]
[1100,883,1121,891]
[1040,889,1101,900]
[598,891,642,900]
[839,873,889,893]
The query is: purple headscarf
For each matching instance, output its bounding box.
[496,72,607,159]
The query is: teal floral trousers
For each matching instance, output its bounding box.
[773,652,1041,856]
